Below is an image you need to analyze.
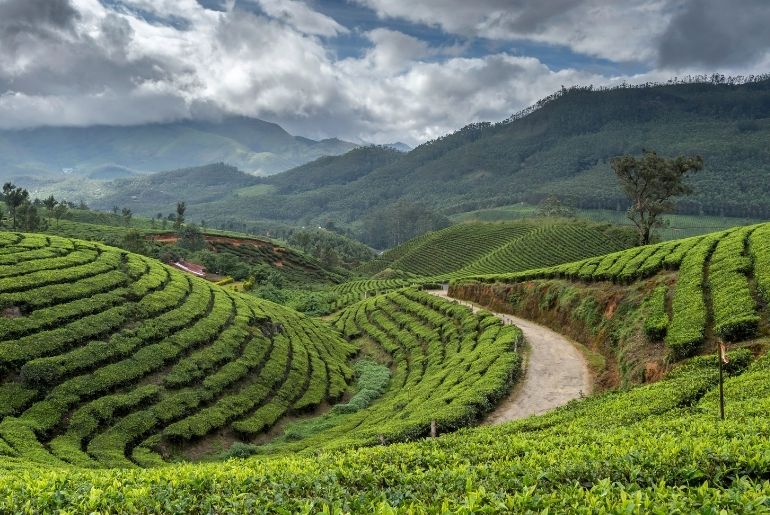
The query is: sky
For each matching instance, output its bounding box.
[0,0,768,145]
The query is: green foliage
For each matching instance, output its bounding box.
[259,288,523,452]
[611,150,704,245]
[643,285,669,341]
[709,227,759,341]
[288,228,375,268]
[0,348,765,512]
[176,224,204,251]
[0,232,356,467]
[331,360,390,414]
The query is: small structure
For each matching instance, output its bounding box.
[173,260,206,277]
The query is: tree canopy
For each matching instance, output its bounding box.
[611,150,703,245]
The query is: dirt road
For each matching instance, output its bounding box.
[427,290,592,424]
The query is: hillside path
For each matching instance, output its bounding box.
[427,290,592,424]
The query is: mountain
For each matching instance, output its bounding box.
[0,116,357,181]
[188,78,770,227]
[383,142,412,152]
[93,163,261,213]
[34,78,770,244]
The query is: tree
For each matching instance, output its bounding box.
[175,201,186,229]
[2,182,29,229]
[538,195,575,218]
[121,208,133,227]
[120,229,147,254]
[177,224,205,251]
[611,150,703,245]
[53,203,68,226]
[42,195,58,223]
[17,201,43,231]
[112,205,119,215]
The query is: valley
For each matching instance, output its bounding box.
[0,46,769,511]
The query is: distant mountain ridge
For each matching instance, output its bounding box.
[33,78,770,243]
[0,116,357,181]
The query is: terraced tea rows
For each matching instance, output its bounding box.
[267,288,522,451]
[0,233,355,468]
[210,239,344,283]
[455,222,629,277]
[3,349,765,512]
[459,222,770,359]
[382,223,536,277]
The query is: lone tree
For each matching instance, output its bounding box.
[121,207,132,227]
[175,201,186,229]
[538,195,574,218]
[53,203,68,226]
[611,150,703,245]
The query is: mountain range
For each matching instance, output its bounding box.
[0,116,357,182]
[22,78,770,244]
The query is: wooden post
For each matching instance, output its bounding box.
[430,420,437,438]
[718,340,725,420]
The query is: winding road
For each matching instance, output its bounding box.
[427,290,592,424]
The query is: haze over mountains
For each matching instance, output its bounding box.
[0,116,356,182]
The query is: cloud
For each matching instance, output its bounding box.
[657,0,770,69]
[362,28,432,72]
[0,0,768,146]
[253,0,347,37]
[352,0,676,63]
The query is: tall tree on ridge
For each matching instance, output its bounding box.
[611,150,703,245]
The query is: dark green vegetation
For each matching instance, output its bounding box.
[0,116,355,181]
[73,79,770,243]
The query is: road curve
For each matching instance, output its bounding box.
[427,290,592,424]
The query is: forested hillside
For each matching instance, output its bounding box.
[73,78,770,244]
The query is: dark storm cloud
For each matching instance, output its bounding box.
[0,0,80,31]
[0,0,80,50]
[658,0,770,69]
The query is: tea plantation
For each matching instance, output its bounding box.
[1,223,770,512]
[1,347,768,512]
[0,232,523,470]
[460,222,770,360]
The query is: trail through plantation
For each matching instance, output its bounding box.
[427,290,592,424]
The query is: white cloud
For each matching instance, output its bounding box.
[0,0,767,146]
[354,0,677,63]
[253,0,347,37]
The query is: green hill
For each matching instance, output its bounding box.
[0,232,525,467]
[362,220,633,278]
[1,346,766,511]
[2,224,770,511]
[0,232,357,467]
[456,222,770,360]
